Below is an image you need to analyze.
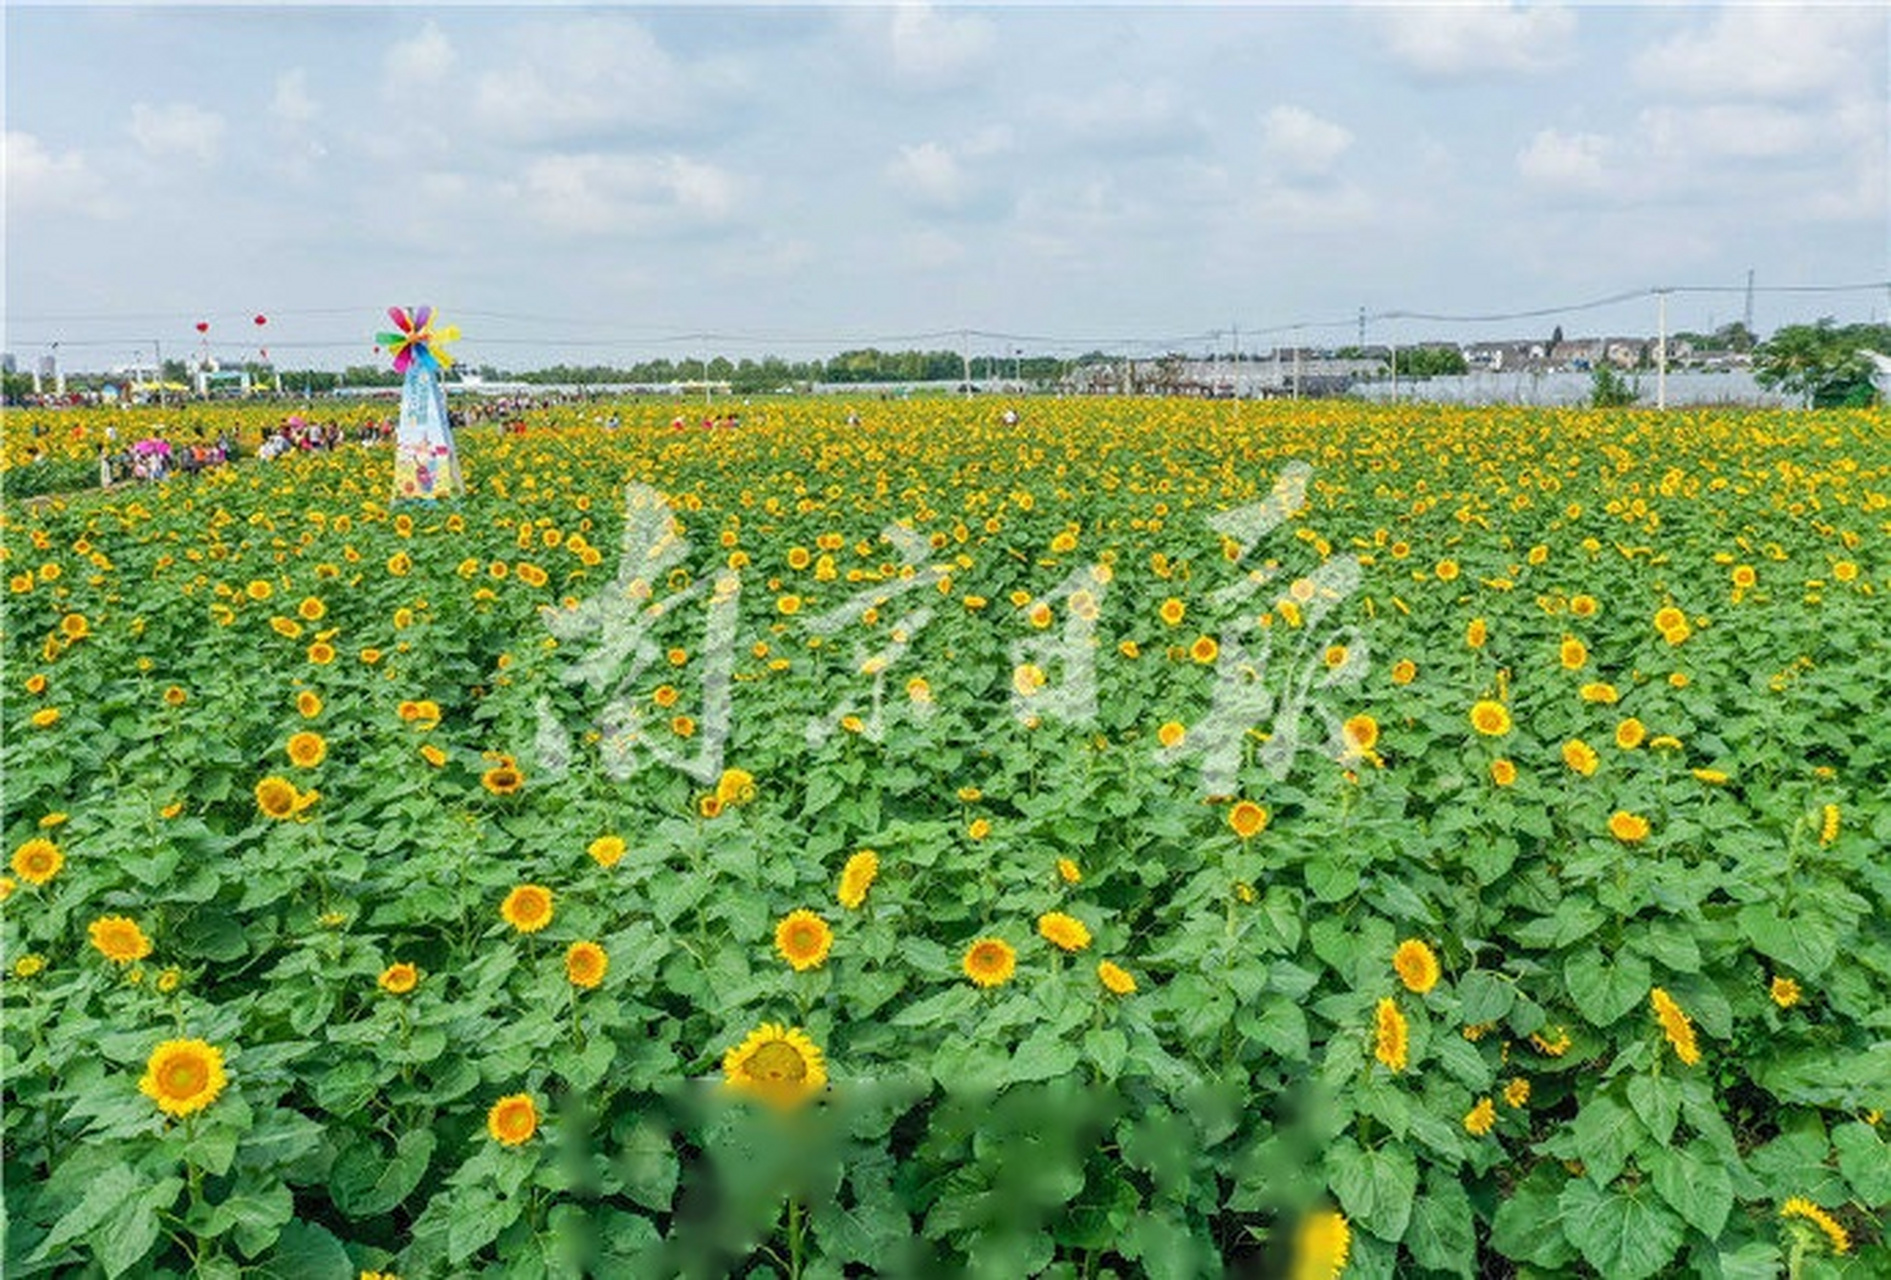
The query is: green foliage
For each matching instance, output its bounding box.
[1754,319,1891,408]
[1591,363,1640,407]
[4,399,1889,1276]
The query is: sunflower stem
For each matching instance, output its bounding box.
[787,1195,805,1280]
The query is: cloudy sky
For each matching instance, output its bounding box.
[6,3,1888,372]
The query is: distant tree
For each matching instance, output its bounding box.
[1548,324,1565,352]
[1399,346,1468,378]
[1754,319,1891,407]
[1713,321,1755,352]
[1590,365,1639,408]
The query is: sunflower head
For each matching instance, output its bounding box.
[379,962,418,995]
[565,940,608,989]
[1608,810,1651,843]
[487,1093,539,1145]
[1469,700,1511,736]
[837,850,879,909]
[11,838,63,886]
[587,834,627,868]
[500,884,554,933]
[482,765,524,796]
[1228,800,1269,840]
[255,775,300,819]
[286,731,327,769]
[140,1038,228,1117]
[1037,911,1092,953]
[1097,960,1137,996]
[1392,939,1441,994]
[722,1023,827,1108]
[89,915,153,964]
[963,937,1017,988]
[774,909,834,971]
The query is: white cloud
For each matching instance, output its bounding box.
[1379,3,1576,77]
[845,4,994,91]
[1638,103,1824,163]
[1259,105,1353,176]
[270,69,318,126]
[515,153,740,235]
[387,21,454,90]
[886,141,969,209]
[470,17,739,145]
[1033,82,1200,152]
[1515,128,1611,191]
[128,102,225,165]
[1635,7,1884,102]
[4,131,116,218]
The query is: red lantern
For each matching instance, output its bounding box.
[254,314,267,326]
[195,321,209,334]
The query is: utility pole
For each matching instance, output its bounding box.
[961,330,971,399]
[1358,307,1366,349]
[1293,331,1302,402]
[1656,288,1668,411]
[154,339,164,407]
[1232,323,1240,401]
[1743,269,1755,339]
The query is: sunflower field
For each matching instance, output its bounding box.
[4,397,1888,1279]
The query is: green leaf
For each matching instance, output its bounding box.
[33,1164,141,1263]
[444,1187,524,1265]
[1406,1176,1476,1279]
[171,908,251,961]
[1243,998,1310,1062]
[1489,1166,1578,1269]
[1738,904,1838,978]
[1327,1140,1417,1243]
[96,1176,184,1280]
[259,1220,352,1280]
[331,1130,436,1218]
[1650,1142,1732,1238]
[1457,970,1514,1025]
[1564,947,1652,1027]
[1008,1029,1080,1084]
[1627,1073,1681,1146]
[1568,1093,1643,1188]
[1558,1179,1687,1280]
[1708,1240,1785,1280]
[1084,1027,1127,1079]
[1834,1122,1891,1204]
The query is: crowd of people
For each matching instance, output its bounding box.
[99,430,236,486]
[256,414,392,460]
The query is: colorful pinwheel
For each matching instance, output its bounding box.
[376,306,460,374]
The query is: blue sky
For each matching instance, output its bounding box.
[6,3,1888,372]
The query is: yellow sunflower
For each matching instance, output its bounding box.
[1374,997,1409,1072]
[255,775,299,819]
[1392,939,1440,994]
[378,962,418,994]
[587,834,627,868]
[1609,811,1651,843]
[89,915,153,964]
[139,1039,228,1117]
[500,884,554,934]
[481,764,524,796]
[1097,960,1137,995]
[286,731,327,769]
[565,940,608,989]
[837,850,879,909]
[1037,911,1092,953]
[774,909,834,971]
[1469,700,1511,736]
[963,937,1017,988]
[722,1022,827,1107]
[11,838,63,887]
[1228,800,1269,840]
[1290,1210,1351,1280]
[487,1093,539,1145]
